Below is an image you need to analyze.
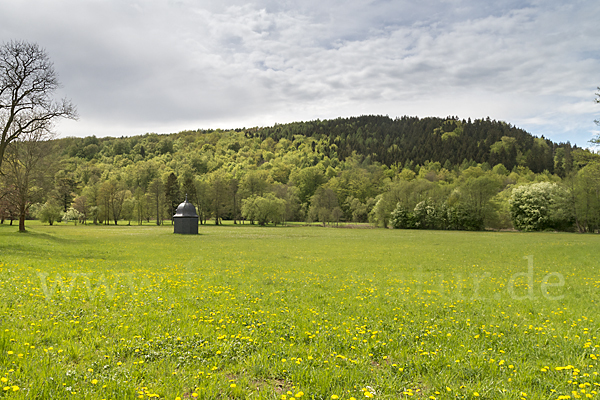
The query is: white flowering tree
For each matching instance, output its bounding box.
[509,182,573,231]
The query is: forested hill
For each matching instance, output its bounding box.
[251,115,572,174]
[60,115,576,175]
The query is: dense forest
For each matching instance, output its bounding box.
[255,116,563,173]
[1,115,599,232]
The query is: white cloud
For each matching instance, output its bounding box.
[1,0,598,145]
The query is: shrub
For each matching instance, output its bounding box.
[509,182,573,231]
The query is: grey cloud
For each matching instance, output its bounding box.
[0,0,598,145]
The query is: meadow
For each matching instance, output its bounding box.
[0,222,599,399]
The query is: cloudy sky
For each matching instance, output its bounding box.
[1,0,598,146]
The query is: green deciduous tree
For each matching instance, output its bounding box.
[239,169,270,198]
[132,187,147,225]
[230,176,240,224]
[573,162,600,232]
[54,170,78,212]
[412,198,447,229]
[208,170,231,225]
[344,196,371,223]
[121,196,136,225]
[81,183,100,224]
[33,199,62,225]
[390,199,450,230]
[370,179,437,228]
[148,177,165,225]
[308,187,341,226]
[451,170,503,228]
[110,185,129,225]
[192,178,210,225]
[241,194,285,226]
[97,180,113,225]
[290,166,326,206]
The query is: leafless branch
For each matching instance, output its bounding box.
[0,40,77,172]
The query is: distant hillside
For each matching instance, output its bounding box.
[57,115,577,176]
[252,115,575,174]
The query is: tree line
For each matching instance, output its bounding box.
[1,123,599,233]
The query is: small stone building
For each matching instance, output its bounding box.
[173,196,198,234]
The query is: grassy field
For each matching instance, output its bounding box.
[0,222,599,399]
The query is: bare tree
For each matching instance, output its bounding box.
[0,40,77,171]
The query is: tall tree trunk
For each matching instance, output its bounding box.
[156,194,160,225]
[233,192,237,224]
[19,204,26,232]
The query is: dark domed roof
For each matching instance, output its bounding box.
[174,196,198,218]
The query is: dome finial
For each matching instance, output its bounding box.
[174,196,198,218]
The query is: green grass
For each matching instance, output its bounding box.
[0,221,599,399]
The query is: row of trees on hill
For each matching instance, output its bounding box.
[54,116,576,176]
[253,116,574,175]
